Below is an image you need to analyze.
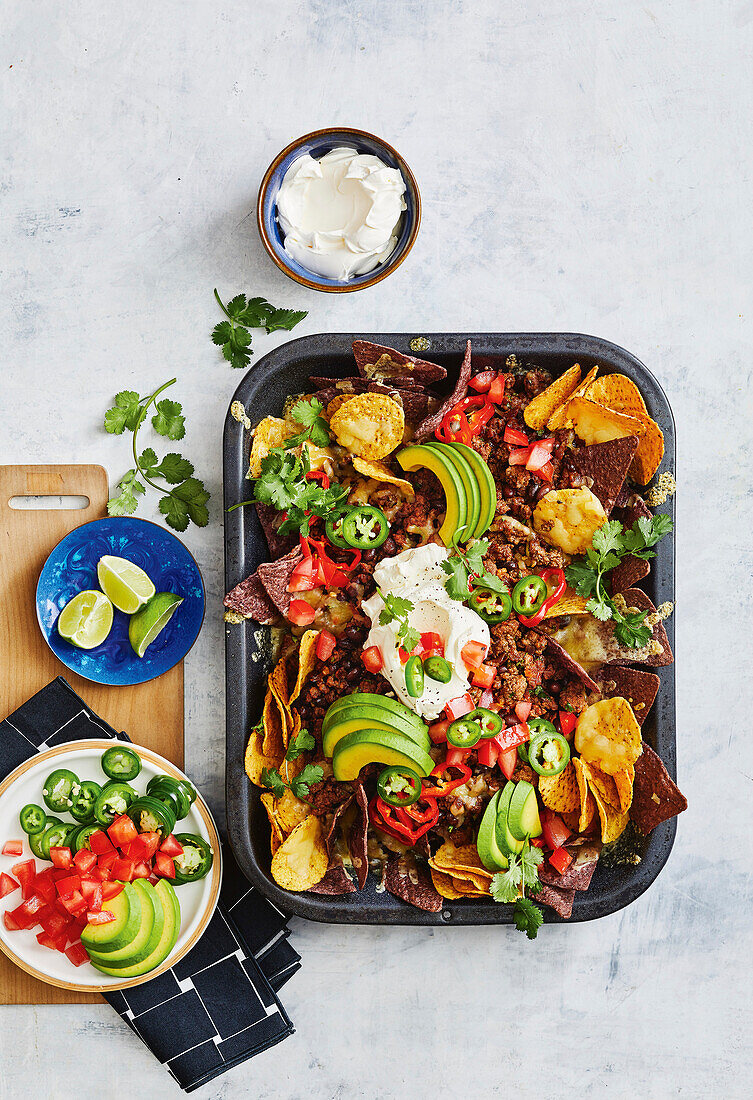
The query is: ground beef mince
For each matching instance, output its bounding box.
[486,620,547,710]
[296,644,387,741]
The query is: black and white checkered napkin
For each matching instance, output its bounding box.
[0,678,299,1092]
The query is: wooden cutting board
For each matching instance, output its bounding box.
[0,466,184,1004]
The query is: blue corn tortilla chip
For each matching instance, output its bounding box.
[414,340,473,442]
[539,843,600,891]
[224,572,278,624]
[256,503,297,559]
[631,743,687,833]
[348,779,370,890]
[308,861,357,895]
[535,883,576,919]
[353,340,447,384]
[610,496,653,593]
[383,854,443,912]
[595,665,660,726]
[256,546,304,618]
[569,437,638,516]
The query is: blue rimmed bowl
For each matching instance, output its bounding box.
[256,127,421,293]
[36,517,205,686]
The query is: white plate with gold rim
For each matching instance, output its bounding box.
[0,740,222,992]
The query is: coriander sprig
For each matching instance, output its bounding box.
[490,837,544,939]
[440,533,492,601]
[260,728,323,800]
[104,379,210,532]
[212,290,307,369]
[378,592,421,653]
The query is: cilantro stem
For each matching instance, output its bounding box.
[129,378,183,498]
[213,288,232,322]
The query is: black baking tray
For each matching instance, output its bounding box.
[224,333,677,925]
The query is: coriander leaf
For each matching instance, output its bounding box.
[513,897,544,939]
[614,612,651,650]
[107,470,145,516]
[152,452,194,484]
[379,593,415,624]
[265,307,308,333]
[225,293,250,319]
[172,477,210,527]
[286,727,316,761]
[152,398,186,440]
[472,571,509,596]
[237,296,274,327]
[464,538,490,575]
[521,842,544,893]
[260,767,287,799]
[211,321,234,347]
[564,560,597,597]
[223,342,251,370]
[159,494,189,532]
[104,390,142,435]
[491,858,523,903]
[291,764,324,800]
[138,447,159,472]
[401,625,421,653]
[441,555,471,601]
[585,597,613,621]
[289,398,330,447]
[592,520,624,556]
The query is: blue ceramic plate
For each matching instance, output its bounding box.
[36,517,205,686]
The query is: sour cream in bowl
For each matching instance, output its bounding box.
[257,128,421,293]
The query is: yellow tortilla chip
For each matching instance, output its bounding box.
[268,654,290,707]
[429,868,466,900]
[352,457,415,498]
[291,631,318,703]
[629,417,665,486]
[248,417,294,478]
[325,394,353,419]
[262,687,287,760]
[524,364,582,430]
[575,698,642,775]
[589,775,630,844]
[543,593,590,618]
[270,815,329,891]
[244,722,284,787]
[533,487,607,555]
[330,393,405,460]
[613,764,635,814]
[573,758,598,833]
[560,810,581,833]
[559,396,646,446]
[586,375,664,485]
[430,842,492,878]
[538,763,580,813]
[260,792,287,854]
[266,787,310,836]
[583,762,620,810]
[546,367,599,429]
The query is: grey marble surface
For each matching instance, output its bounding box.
[1,1,751,1097]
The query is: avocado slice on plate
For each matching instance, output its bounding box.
[80,882,141,954]
[332,728,434,781]
[322,705,431,758]
[90,880,181,978]
[324,693,428,734]
[86,880,162,968]
[397,444,467,547]
[451,442,497,537]
[476,790,510,871]
[507,779,542,841]
[425,442,481,543]
[495,781,525,858]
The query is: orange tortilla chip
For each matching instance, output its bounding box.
[613,764,635,814]
[575,698,643,775]
[586,375,664,485]
[268,654,290,707]
[524,364,582,430]
[560,810,581,832]
[583,762,621,810]
[430,842,492,879]
[270,815,329,891]
[588,774,630,844]
[262,688,287,760]
[352,457,415,498]
[573,758,598,833]
[248,417,294,478]
[291,631,318,703]
[429,868,466,900]
[260,792,287,854]
[244,721,284,787]
[546,367,599,430]
[543,593,590,618]
[629,416,665,485]
[538,763,580,813]
[330,393,405,460]
[561,397,646,446]
[325,394,352,419]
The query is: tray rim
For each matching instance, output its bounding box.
[223,331,677,926]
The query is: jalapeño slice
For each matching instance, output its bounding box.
[469,587,513,624]
[423,655,452,683]
[324,509,353,549]
[512,575,547,616]
[30,816,61,858]
[69,780,102,824]
[467,707,503,738]
[172,833,213,885]
[376,765,423,807]
[127,796,176,839]
[340,505,389,550]
[446,717,482,749]
[19,803,47,835]
[528,730,571,777]
[42,768,80,813]
[101,746,142,782]
[405,655,425,698]
[93,781,138,826]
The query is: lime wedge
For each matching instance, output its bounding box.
[57,590,114,649]
[97,555,156,614]
[128,592,184,658]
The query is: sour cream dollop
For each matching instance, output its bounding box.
[362,544,491,721]
[275,146,407,281]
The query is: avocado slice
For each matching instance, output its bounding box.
[495,781,525,858]
[425,443,481,544]
[507,780,543,841]
[323,705,431,758]
[332,728,435,781]
[451,442,497,537]
[90,880,181,978]
[80,882,142,954]
[476,791,510,871]
[324,693,428,734]
[85,880,161,967]
[397,444,467,547]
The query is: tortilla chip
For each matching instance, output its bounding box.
[568,437,639,515]
[270,786,311,836]
[352,456,415,498]
[330,393,405,460]
[533,487,607,555]
[560,811,581,833]
[430,842,492,879]
[537,883,576,919]
[538,763,580,813]
[595,665,660,727]
[613,765,635,814]
[546,367,599,430]
[256,546,304,618]
[268,653,290,706]
[414,340,473,443]
[573,758,598,833]
[587,373,647,416]
[589,778,630,844]
[539,634,599,692]
[613,588,674,667]
[224,572,278,624]
[325,394,353,419]
[348,780,370,890]
[308,861,357,895]
[248,416,294,478]
[630,743,687,833]
[543,592,590,618]
[524,364,582,430]
[262,687,287,760]
[629,417,665,485]
[290,631,318,703]
[270,815,329,891]
[352,339,447,384]
[539,842,600,891]
[256,503,297,559]
[609,554,650,594]
[583,762,621,810]
[575,698,643,776]
[543,590,673,671]
[430,868,466,900]
[244,722,284,787]
[260,792,286,853]
[383,854,443,912]
[560,397,645,446]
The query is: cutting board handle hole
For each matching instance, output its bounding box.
[8,495,90,510]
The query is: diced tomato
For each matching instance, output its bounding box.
[468,370,496,393]
[36,931,58,950]
[126,832,160,862]
[58,890,87,916]
[159,834,184,858]
[504,425,529,446]
[86,909,115,925]
[559,710,577,736]
[96,850,118,872]
[398,643,421,664]
[488,375,507,403]
[536,460,553,483]
[3,910,21,931]
[549,846,573,875]
[361,645,383,673]
[73,849,97,874]
[90,884,104,913]
[0,872,19,898]
[541,809,572,851]
[288,599,316,626]
[101,882,124,902]
[428,718,451,745]
[107,815,138,849]
[49,846,73,870]
[498,745,518,780]
[530,835,546,848]
[40,909,71,938]
[80,879,99,904]
[471,663,495,689]
[131,862,151,880]
[55,874,82,900]
[508,445,532,466]
[476,739,499,768]
[515,700,532,722]
[89,830,115,856]
[479,689,495,709]
[287,557,316,592]
[461,640,487,670]
[65,942,90,967]
[444,746,471,768]
[154,852,175,879]
[315,629,336,662]
[111,857,134,882]
[420,632,443,654]
[11,859,36,898]
[89,865,111,883]
[445,693,474,721]
[32,869,57,904]
[12,895,45,928]
[2,841,23,858]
